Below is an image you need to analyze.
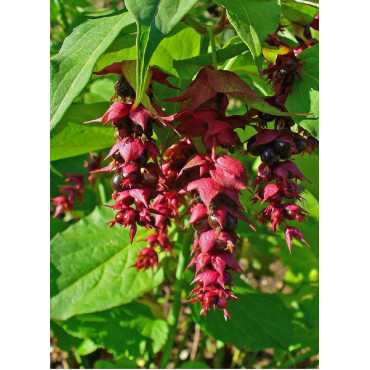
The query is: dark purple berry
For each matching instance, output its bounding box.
[294,138,306,154]
[111,172,125,192]
[261,146,279,165]
[112,150,124,163]
[115,76,136,99]
[258,111,275,122]
[273,141,291,157]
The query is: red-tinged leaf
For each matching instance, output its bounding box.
[85,101,131,125]
[222,189,244,210]
[185,178,224,211]
[185,203,208,228]
[129,224,137,244]
[94,61,122,75]
[144,141,162,160]
[284,226,310,254]
[218,232,235,251]
[191,238,199,256]
[222,205,256,232]
[211,256,226,286]
[129,106,150,131]
[213,251,244,273]
[256,130,282,145]
[166,67,215,110]
[274,161,309,182]
[261,183,281,204]
[196,253,212,274]
[199,229,218,254]
[210,156,247,190]
[106,137,145,164]
[191,270,219,288]
[90,163,116,173]
[151,66,179,90]
[179,154,210,176]
[212,206,228,228]
[129,188,152,208]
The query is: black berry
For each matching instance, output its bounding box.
[273,141,291,157]
[261,146,279,165]
[111,172,125,192]
[258,111,275,122]
[112,150,124,163]
[294,138,306,154]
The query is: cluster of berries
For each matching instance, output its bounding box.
[242,21,319,252]
[87,61,185,269]
[165,67,259,320]
[51,153,101,218]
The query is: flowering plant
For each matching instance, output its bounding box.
[51,1,319,368]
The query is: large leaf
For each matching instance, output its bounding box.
[281,0,319,25]
[216,0,281,71]
[191,276,293,350]
[50,103,113,161]
[50,12,134,131]
[286,45,319,139]
[125,0,198,106]
[56,302,168,357]
[50,206,164,320]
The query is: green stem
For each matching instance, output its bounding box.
[184,15,208,35]
[160,232,191,368]
[98,180,107,204]
[207,27,218,69]
[55,0,70,32]
[174,321,193,368]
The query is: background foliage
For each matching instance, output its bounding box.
[50,0,319,368]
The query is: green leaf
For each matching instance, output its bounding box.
[50,12,134,131]
[125,0,198,106]
[281,0,319,25]
[286,45,319,139]
[56,302,168,357]
[216,0,281,71]
[180,361,210,369]
[192,276,293,350]
[174,42,249,78]
[50,206,164,320]
[50,103,113,161]
[94,358,138,369]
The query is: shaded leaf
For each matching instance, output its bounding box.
[57,302,168,357]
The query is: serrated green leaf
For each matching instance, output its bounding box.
[286,45,319,139]
[50,206,164,320]
[216,0,281,71]
[57,303,168,357]
[192,276,293,350]
[50,12,134,131]
[125,0,198,107]
[50,103,113,161]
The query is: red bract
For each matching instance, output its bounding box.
[165,65,274,114]
[285,226,310,254]
[134,248,158,271]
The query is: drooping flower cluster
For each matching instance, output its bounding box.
[51,153,102,218]
[245,25,319,253]
[167,67,260,319]
[52,173,85,218]
[87,61,182,270]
